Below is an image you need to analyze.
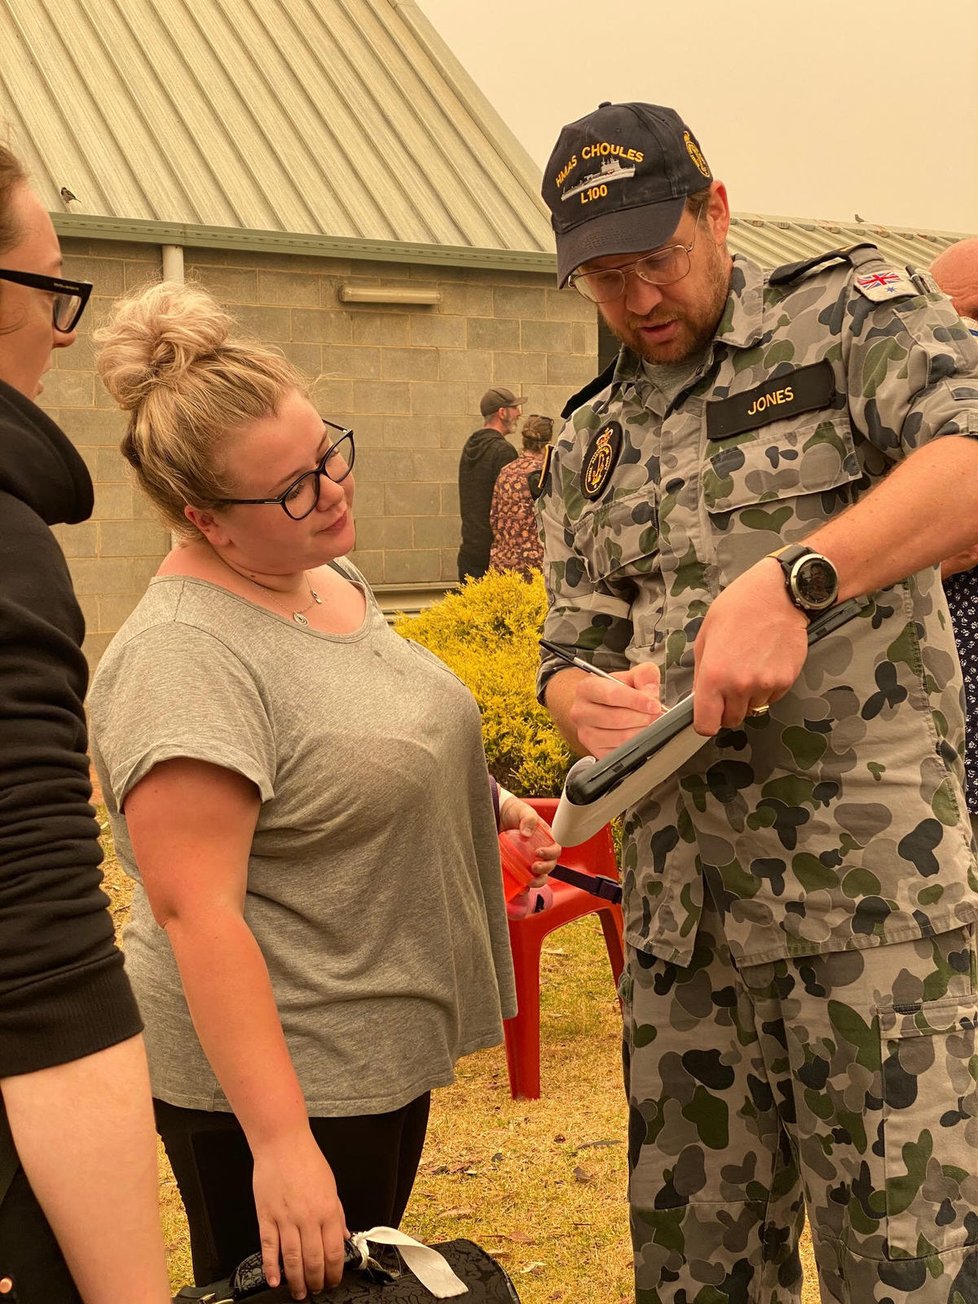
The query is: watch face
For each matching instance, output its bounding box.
[791,556,837,610]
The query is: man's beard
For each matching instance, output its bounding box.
[609,246,731,365]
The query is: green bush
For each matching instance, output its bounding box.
[394,570,572,797]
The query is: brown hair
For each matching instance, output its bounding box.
[521,414,554,450]
[685,184,712,216]
[94,281,305,536]
[0,143,27,254]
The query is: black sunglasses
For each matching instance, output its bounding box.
[0,268,93,332]
[216,421,356,521]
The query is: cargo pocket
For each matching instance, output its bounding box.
[879,987,978,1256]
[703,417,862,587]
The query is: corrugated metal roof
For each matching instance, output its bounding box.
[0,0,553,254]
[1,0,968,271]
[728,212,964,271]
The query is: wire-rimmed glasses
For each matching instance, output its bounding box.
[568,205,707,304]
[216,421,355,520]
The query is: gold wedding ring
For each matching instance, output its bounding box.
[748,703,770,717]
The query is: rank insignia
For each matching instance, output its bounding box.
[580,421,622,500]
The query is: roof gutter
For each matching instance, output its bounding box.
[51,213,558,276]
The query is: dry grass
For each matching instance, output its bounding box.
[97,813,819,1302]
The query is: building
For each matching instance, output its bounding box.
[1,0,969,662]
[2,0,596,661]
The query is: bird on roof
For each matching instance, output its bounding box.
[59,186,80,209]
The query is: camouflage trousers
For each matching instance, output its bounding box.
[623,889,978,1303]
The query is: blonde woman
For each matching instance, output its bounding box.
[89,282,553,1299]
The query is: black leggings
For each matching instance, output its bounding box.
[155,1093,431,1285]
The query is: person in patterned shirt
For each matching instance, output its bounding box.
[488,414,554,579]
[537,101,978,1304]
[933,240,978,841]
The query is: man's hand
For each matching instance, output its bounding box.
[693,559,810,735]
[563,662,663,758]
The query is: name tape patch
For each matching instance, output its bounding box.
[706,360,836,442]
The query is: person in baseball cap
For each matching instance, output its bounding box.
[543,101,715,285]
[536,99,978,1304]
[541,102,731,368]
[480,386,527,419]
[457,387,528,581]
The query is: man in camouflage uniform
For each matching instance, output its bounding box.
[536,102,978,1303]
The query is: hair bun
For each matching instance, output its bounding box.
[94,281,233,412]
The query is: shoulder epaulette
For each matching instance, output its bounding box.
[560,357,618,420]
[769,242,880,286]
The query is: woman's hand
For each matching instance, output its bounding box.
[941,543,978,580]
[124,759,348,1300]
[252,1128,348,1298]
[498,795,561,885]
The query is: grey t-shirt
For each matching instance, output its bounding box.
[88,563,516,1116]
[641,347,711,407]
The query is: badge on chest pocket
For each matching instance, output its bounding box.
[580,420,623,500]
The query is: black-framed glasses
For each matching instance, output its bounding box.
[216,421,355,520]
[568,204,707,304]
[0,268,93,331]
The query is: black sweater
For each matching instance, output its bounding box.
[456,427,518,581]
[0,380,140,1083]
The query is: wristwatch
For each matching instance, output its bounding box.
[767,544,839,615]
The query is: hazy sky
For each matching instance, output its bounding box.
[416,0,978,234]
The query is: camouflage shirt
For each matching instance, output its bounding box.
[538,248,978,966]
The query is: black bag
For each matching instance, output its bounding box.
[173,1237,520,1303]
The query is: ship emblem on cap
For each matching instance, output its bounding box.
[562,157,636,202]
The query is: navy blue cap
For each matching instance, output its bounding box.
[542,102,713,286]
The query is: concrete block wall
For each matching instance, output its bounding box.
[45,238,598,666]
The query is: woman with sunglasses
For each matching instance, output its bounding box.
[88,281,545,1300]
[0,148,170,1300]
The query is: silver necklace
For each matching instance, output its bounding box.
[227,561,322,625]
[285,580,322,626]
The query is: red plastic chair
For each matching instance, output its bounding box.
[501,796,625,1099]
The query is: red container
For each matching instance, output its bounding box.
[498,822,556,903]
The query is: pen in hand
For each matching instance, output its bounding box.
[539,638,620,683]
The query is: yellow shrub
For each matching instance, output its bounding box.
[394,570,572,796]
